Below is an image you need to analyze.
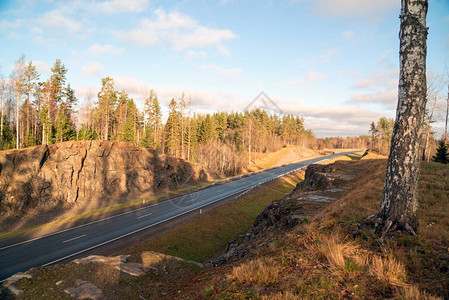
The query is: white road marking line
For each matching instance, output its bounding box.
[39,152,360,268]
[62,234,86,244]
[137,212,153,219]
[0,151,359,253]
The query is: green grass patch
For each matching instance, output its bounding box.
[123,171,305,263]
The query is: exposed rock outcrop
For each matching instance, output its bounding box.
[0,140,216,216]
[1,272,32,296]
[74,255,145,277]
[64,279,104,300]
[293,163,354,192]
[207,162,354,267]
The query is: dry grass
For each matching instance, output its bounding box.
[260,291,297,300]
[8,157,446,299]
[370,254,408,287]
[247,145,320,171]
[120,171,304,262]
[227,257,280,285]
[315,235,368,279]
[196,158,447,299]
[397,285,442,300]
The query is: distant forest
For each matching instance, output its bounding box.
[1,57,384,174]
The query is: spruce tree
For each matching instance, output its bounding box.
[432,141,449,164]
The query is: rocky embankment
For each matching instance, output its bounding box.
[0,140,216,217]
[0,161,360,299]
[207,161,355,266]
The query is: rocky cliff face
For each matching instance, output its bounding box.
[0,140,215,216]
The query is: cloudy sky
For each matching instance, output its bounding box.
[1,0,448,137]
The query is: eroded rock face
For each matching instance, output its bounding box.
[293,163,354,192]
[0,140,215,216]
[64,279,104,300]
[207,161,354,267]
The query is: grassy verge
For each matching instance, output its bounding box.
[198,159,449,299]
[121,171,305,263]
[0,181,215,241]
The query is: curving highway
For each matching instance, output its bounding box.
[0,151,357,281]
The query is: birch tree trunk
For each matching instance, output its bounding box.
[375,0,428,235]
[445,84,448,143]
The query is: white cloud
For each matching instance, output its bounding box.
[91,0,150,13]
[75,73,381,137]
[186,50,207,59]
[87,44,125,56]
[33,60,51,75]
[297,48,337,67]
[341,30,354,39]
[350,69,398,108]
[303,71,328,83]
[307,0,399,21]
[283,71,328,88]
[350,90,397,108]
[103,74,240,114]
[0,19,21,35]
[201,64,241,81]
[116,8,236,54]
[275,96,382,136]
[352,70,397,90]
[36,9,82,34]
[81,62,105,76]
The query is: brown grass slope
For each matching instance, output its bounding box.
[2,158,447,299]
[180,159,448,299]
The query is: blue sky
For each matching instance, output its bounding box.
[1,0,448,137]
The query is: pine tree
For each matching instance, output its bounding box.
[97,77,117,140]
[164,98,180,156]
[432,141,449,164]
[49,59,68,123]
[78,124,93,140]
[179,92,186,159]
[152,92,162,150]
[198,114,213,144]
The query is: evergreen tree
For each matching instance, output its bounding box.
[150,92,162,150]
[40,105,52,144]
[55,104,75,143]
[78,124,93,140]
[65,84,77,118]
[198,114,214,144]
[97,77,117,140]
[49,59,68,123]
[164,98,180,156]
[432,141,449,164]
[50,59,68,104]
[118,99,138,143]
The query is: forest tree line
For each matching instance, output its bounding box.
[6,57,442,174]
[0,57,322,175]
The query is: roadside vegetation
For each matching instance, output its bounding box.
[4,154,448,299]
[184,158,448,299]
[120,171,305,262]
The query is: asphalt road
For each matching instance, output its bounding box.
[0,151,357,281]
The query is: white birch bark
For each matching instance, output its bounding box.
[376,0,428,235]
